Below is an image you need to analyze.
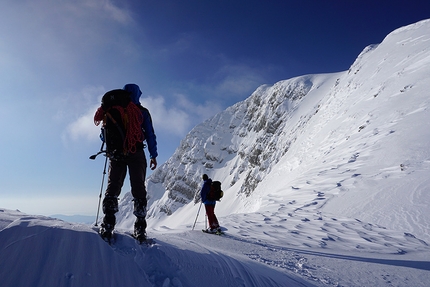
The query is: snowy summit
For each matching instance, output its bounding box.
[2,20,430,287]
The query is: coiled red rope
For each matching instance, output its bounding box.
[122,103,144,154]
[94,103,144,154]
[94,106,104,126]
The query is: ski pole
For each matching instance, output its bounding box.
[192,202,203,230]
[94,154,108,226]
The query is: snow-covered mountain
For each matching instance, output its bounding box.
[2,20,430,287]
[118,19,430,245]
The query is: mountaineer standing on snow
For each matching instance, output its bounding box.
[94,83,158,243]
[200,174,221,233]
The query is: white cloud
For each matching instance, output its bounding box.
[60,86,105,145]
[140,96,191,137]
[65,106,101,143]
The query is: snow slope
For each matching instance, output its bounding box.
[2,19,430,287]
[1,208,429,287]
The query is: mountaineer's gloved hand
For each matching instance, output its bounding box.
[150,158,157,170]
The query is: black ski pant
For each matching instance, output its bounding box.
[102,149,148,226]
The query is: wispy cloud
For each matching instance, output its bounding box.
[79,0,134,25]
[0,0,141,86]
[65,109,101,143]
[140,95,191,137]
[60,86,106,145]
[214,63,267,97]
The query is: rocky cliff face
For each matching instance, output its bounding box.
[144,72,338,216]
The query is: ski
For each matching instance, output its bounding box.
[129,233,156,246]
[99,231,115,245]
[202,229,224,236]
[95,227,155,246]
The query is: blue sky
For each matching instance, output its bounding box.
[1,0,429,216]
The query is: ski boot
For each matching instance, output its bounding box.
[133,218,147,244]
[99,223,114,243]
[99,214,116,244]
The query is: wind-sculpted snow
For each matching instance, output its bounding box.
[0,210,317,287]
[1,209,430,287]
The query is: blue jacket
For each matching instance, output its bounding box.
[200,178,216,205]
[123,84,158,159]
